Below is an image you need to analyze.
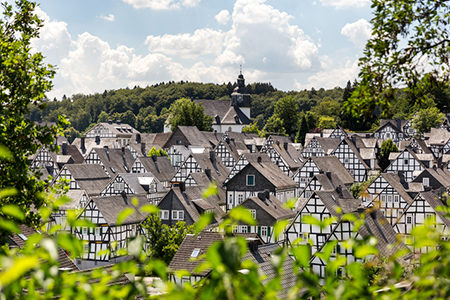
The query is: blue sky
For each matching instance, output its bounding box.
[33,0,373,98]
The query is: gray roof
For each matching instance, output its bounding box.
[168,231,222,275]
[424,128,450,146]
[64,164,109,180]
[91,147,135,175]
[245,159,297,189]
[309,156,354,185]
[194,99,231,122]
[380,173,414,204]
[270,142,303,169]
[201,131,224,148]
[220,106,252,125]
[357,209,407,257]
[191,152,230,185]
[186,172,227,205]
[243,195,296,221]
[315,137,341,154]
[419,189,450,227]
[377,119,407,132]
[164,126,212,148]
[71,137,117,156]
[314,190,361,216]
[138,156,175,182]
[113,173,157,194]
[91,194,149,225]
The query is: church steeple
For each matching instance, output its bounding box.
[237,65,245,93]
[231,68,251,109]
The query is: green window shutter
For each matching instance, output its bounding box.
[257,226,261,236]
[248,226,251,232]
[268,227,271,236]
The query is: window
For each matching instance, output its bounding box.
[423,177,429,187]
[250,209,256,219]
[238,194,244,204]
[82,227,87,235]
[191,248,200,258]
[159,210,169,220]
[387,195,392,203]
[172,210,184,220]
[309,172,314,177]
[240,225,248,233]
[18,233,28,241]
[404,159,409,165]
[261,226,268,236]
[232,225,238,233]
[246,175,255,186]
[83,243,89,253]
[394,195,399,202]
[95,228,100,236]
[380,195,386,204]
[406,216,412,224]
[114,182,124,192]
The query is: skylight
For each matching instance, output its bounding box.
[191,248,200,258]
[18,233,28,241]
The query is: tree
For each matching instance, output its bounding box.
[141,214,193,264]
[378,139,398,171]
[262,115,286,136]
[344,0,449,123]
[242,122,260,135]
[119,111,136,127]
[168,98,213,131]
[272,96,299,136]
[412,107,445,135]
[148,146,167,157]
[63,127,80,143]
[318,116,337,129]
[295,114,308,145]
[0,0,61,226]
[97,111,109,122]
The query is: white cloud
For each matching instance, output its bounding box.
[320,0,370,9]
[121,0,199,10]
[295,57,359,90]
[215,9,230,25]
[341,18,371,48]
[98,14,115,22]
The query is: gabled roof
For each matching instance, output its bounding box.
[379,173,414,204]
[138,156,175,182]
[168,231,222,275]
[377,119,407,133]
[63,164,109,180]
[357,209,407,257]
[164,126,211,148]
[59,189,88,210]
[239,159,297,189]
[341,137,371,169]
[424,128,450,146]
[91,147,135,175]
[90,122,140,136]
[71,137,117,156]
[419,189,450,227]
[243,194,296,221]
[194,99,231,122]
[220,106,252,125]
[111,173,157,194]
[187,172,227,205]
[309,156,354,185]
[90,194,149,225]
[313,137,341,154]
[314,190,360,216]
[269,142,303,169]
[191,152,230,185]
[201,131,224,148]
[412,168,450,188]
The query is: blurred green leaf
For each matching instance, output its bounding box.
[0,256,39,286]
[116,208,134,225]
[1,204,25,221]
[273,219,289,241]
[291,245,310,268]
[0,144,13,160]
[229,206,256,226]
[140,204,159,214]
[202,182,218,199]
[0,188,18,199]
[194,212,214,234]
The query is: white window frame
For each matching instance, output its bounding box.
[250,209,256,219]
[160,210,169,220]
[237,193,244,204]
[261,226,268,237]
[246,175,255,186]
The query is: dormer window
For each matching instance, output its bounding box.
[191,248,200,258]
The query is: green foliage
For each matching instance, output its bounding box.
[295,114,309,144]
[318,116,337,129]
[148,146,167,157]
[378,139,399,171]
[272,96,299,136]
[412,107,445,135]
[141,214,194,264]
[168,98,213,131]
[263,115,286,136]
[242,122,260,135]
[97,111,109,122]
[344,0,449,122]
[0,0,63,228]
[63,126,80,143]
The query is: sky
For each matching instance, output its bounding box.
[32,0,374,99]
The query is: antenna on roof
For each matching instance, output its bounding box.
[239,64,242,75]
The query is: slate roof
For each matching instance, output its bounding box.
[164,126,212,148]
[357,209,407,257]
[60,189,88,210]
[309,156,354,185]
[315,137,341,154]
[342,137,371,169]
[168,231,222,276]
[269,142,303,169]
[91,194,149,225]
[194,100,231,122]
[91,147,135,175]
[379,173,414,204]
[93,122,140,136]
[377,119,407,132]
[424,128,450,146]
[138,156,176,182]
[187,172,227,205]
[191,152,230,185]
[243,243,296,297]
[201,131,224,148]
[243,159,297,189]
[61,164,110,195]
[221,106,252,125]
[420,189,450,228]
[413,168,450,188]
[71,137,117,156]
[8,225,79,271]
[243,195,296,221]
[111,172,157,194]
[314,190,361,216]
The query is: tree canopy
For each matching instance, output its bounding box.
[412,107,445,135]
[167,98,213,131]
[344,0,449,124]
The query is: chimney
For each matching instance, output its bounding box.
[95,135,100,144]
[81,137,86,153]
[121,147,125,153]
[205,168,212,180]
[136,133,141,143]
[62,142,68,155]
[257,156,262,164]
[283,142,288,151]
[209,151,215,163]
[215,115,221,125]
[179,181,185,192]
[141,143,146,156]
[326,171,332,180]
[117,120,121,125]
[246,237,259,252]
[257,192,266,202]
[151,155,157,162]
[225,137,230,145]
[335,185,343,197]
[108,119,112,124]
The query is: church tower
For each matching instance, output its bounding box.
[231,69,251,119]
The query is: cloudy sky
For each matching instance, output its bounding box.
[34,0,373,98]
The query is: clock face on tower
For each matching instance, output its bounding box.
[238,95,243,104]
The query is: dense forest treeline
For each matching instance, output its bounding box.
[29,78,449,141]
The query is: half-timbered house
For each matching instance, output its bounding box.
[224,156,297,211]
[292,156,354,190]
[373,119,409,143]
[331,137,372,182]
[214,139,240,170]
[73,194,148,270]
[131,155,175,189]
[301,137,340,158]
[364,173,414,225]
[52,164,110,196]
[424,128,450,158]
[85,147,135,176]
[386,148,426,182]
[394,189,450,253]
[236,192,295,243]
[262,140,302,176]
